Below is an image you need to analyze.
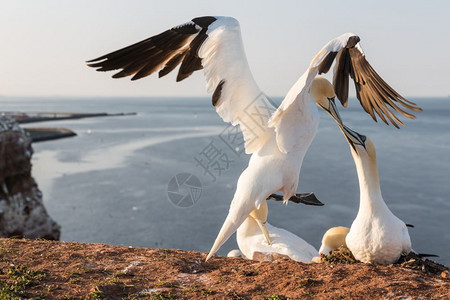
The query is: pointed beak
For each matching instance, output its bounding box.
[319,97,344,127]
[340,125,367,152]
[319,97,366,151]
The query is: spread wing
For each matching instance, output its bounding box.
[87,16,275,154]
[315,33,421,128]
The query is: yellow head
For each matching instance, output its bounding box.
[311,77,347,129]
[310,77,336,109]
[319,226,350,255]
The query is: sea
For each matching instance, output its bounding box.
[1,96,449,266]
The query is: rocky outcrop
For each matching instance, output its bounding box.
[0,116,60,240]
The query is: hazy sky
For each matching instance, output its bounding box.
[1,0,449,98]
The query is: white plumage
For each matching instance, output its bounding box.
[87,16,420,262]
[337,129,412,264]
[236,201,318,262]
[318,226,349,256]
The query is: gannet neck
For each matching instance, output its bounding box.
[237,216,259,238]
[346,138,412,264]
[351,142,388,213]
[249,200,268,223]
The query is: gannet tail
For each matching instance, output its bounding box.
[205,199,254,261]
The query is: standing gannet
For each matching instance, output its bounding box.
[333,126,412,264]
[87,16,421,261]
[237,201,318,262]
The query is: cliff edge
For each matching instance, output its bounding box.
[0,116,60,240]
[0,238,448,299]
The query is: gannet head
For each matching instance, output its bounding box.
[349,135,375,157]
[340,125,368,153]
[311,77,368,152]
[311,77,345,129]
[319,226,349,255]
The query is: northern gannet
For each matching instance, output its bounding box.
[335,126,412,264]
[87,16,421,261]
[318,226,349,256]
[236,201,318,262]
[226,249,242,258]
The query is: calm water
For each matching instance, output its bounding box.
[1,96,449,265]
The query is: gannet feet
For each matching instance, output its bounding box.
[255,219,272,245]
[267,193,324,206]
[252,251,290,262]
[311,256,323,263]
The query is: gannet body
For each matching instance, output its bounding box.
[226,249,242,258]
[237,201,318,262]
[87,16,420,261]
[338,130,412,264]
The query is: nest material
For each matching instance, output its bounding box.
[396,252,449,277]
[321,247,449,278]
[321,247,358,264]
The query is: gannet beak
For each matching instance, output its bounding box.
[318,97,346,132]
[322,97,344,126]
[320,97,366,152]
[340,124,367,152]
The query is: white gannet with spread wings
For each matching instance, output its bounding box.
[87,16,421,261]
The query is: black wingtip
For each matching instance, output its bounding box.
[86,60,105,68]
[191,16,217,28]
[346,35,360,48]
[112,73,127,79]
[86,58,101,64]
[318,51,338,75]
[406,223,415,228]
[212,80,225,106]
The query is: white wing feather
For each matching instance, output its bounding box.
[88,16,276,154]
[268,33,356,153]
[199,17,276,154]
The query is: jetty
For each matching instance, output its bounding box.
[0,111,136,142]
[2,111,137,124]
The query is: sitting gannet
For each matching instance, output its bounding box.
[236,201,318,262]
[319,226,350,256]
[334,126,412,264]
[87,16,421,262]
[226,249,242,258]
